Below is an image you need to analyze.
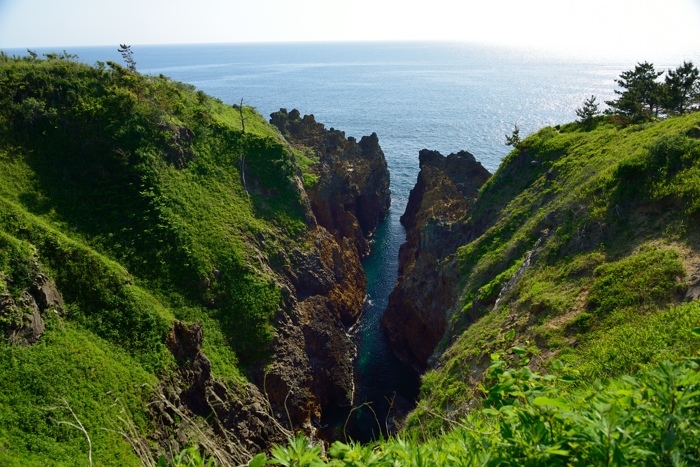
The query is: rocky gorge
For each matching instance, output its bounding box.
[260,109,391,434]
[5,54,700,465]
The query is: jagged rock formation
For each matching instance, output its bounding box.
[158,115,392,449]
[382,149,490,372]
[271,109,391,257]
[259,226,363,434]
[148,204,379,457]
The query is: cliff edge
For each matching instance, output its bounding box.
[381,149,490,372]
[0,57,391,464]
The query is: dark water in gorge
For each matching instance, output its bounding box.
[6,41,686,440]
[327,203,420,442]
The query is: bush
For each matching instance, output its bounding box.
[588,246,684,316]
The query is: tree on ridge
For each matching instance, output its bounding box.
[606,62,663,121]
[118,44,136,72]
[662,61,699,115]
[575,95,600,129]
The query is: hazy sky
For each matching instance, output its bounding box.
[1,0,699,59]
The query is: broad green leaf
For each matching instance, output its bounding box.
[545,448,570,456]
[533,397,571,410]
[249,453,267,467]
[594,402,612,413]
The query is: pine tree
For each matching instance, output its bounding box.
[118,44,136,72]
[575,95,600,129]
[662,61,699,115]
[505,124,521,147]
[606,62,662,121]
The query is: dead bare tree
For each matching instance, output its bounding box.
[237,98,246,133]
[237,98,249,196]
[344,402,381,442]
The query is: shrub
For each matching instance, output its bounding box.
[587,246,684,316]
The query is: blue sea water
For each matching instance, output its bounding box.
[3,41,685,438]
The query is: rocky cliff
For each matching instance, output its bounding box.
[253,110,391,441]
[271,109,391,258]
[381,149,490,372]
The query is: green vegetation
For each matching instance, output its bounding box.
[575,95,600,129]
[407,111,700,436]
[2,50,700,466]
[0,52,316,463]
[258,348,700,465]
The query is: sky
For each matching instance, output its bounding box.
[1,0,699,59]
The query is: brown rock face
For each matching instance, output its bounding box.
[285,228,366,327]
[381,149,490,372]
[31,273,64,311]
[260,226,362,432]
[270,109,391,257]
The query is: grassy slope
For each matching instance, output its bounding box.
[0,54,309,464]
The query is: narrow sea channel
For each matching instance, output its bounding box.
[323,195,420,442]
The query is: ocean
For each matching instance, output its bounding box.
[3,41,686,439]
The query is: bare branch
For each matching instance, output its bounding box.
[344,402,381,442]
[237,98,250,197]
[45,398,93,467]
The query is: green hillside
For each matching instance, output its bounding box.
[262,114,700,465]
[0,52,312,465]
[411,112,700,433]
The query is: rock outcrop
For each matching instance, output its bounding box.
[260,226,362,433]
[271,109,391,257]
[382,149,490,372]
[1,271,64,346]
[149,321,288,466]
[146,112,390,454]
